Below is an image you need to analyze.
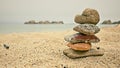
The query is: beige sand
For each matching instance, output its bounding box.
[0,26,120,68]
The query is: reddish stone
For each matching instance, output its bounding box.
[67,43,91,51]
[72,33,100,43]
[64,33,100,43]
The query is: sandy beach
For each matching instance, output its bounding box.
[0,26,120,68]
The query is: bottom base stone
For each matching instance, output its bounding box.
[63,48,104,59]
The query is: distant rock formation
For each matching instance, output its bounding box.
[102,20,112,24]
[112,20,120,24]
[24,20,36,24]
[24,20,64,24]
[102,20,120,24]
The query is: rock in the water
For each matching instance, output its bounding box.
[74,8,100,25]
[24,20,36,24]
[63,48,104,59]
[67,43,91,51]
[64,33,100,43]
[73,24,100,35]
[113,20,120,24]
[102,20,112,24]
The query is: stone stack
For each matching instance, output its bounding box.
[63,8,104,59]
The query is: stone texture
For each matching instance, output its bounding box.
[63,48,104,59]
[67,43,91,51]
[74,8,100,24]
[73,24,100,35]
[64,33,100,43]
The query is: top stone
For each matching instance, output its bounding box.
[74,8,100,25]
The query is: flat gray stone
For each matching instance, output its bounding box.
[73,24,100,35]
[63,48,104,59]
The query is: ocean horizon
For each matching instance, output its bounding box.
[0,23,117,34]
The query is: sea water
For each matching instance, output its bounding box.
[0,23,117,34]
[0,23,75,34]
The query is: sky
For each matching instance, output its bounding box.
[0,0,120,24]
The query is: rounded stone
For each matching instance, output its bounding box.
[74,8,100,25]
[67,43,91,51]
[64,33,100,43]
[73,24,100,35]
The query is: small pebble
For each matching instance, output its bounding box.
[3,44,9,49]
[97,47,100,50]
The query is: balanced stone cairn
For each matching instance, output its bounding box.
[63,8,104,59]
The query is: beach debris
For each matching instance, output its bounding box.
[56,64,68,68]
[97,47,100,50]
[63,8,104,58]
[3,44,9,49]
[74,8,100,25]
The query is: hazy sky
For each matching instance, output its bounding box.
[0,0,120,23]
